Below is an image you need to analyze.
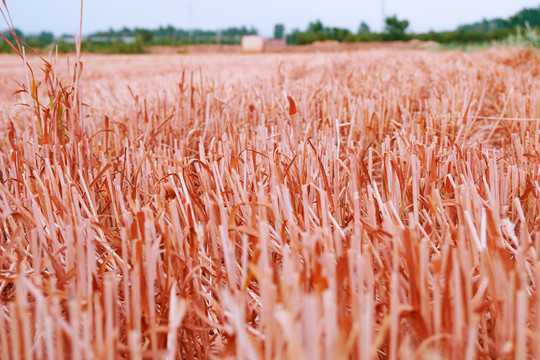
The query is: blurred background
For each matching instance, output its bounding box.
[1,0,539,52]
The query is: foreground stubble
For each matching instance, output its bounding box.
[0,47,539,359]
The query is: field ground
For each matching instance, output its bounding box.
[0,46,539,359]
[146,40,430,54]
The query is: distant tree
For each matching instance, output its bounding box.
[358,21,371,34]
[329,27,352,41]
[308,20,324,33]
[37,31,54,46]
[135,29,153,44]
[120,27,134,36]
[456,6,540,32]
[287,28,300,44]
[384,15,409,40]
[274,23,285,39]
[2,28,24,41]
[508,6,540,28]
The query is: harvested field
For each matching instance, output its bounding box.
[146,40,421,54]
[0,47,539,359]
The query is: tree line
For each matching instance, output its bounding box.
[0,26,258,53]
[1,5,539,53]
[286,5,540,45]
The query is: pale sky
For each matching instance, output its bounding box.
[2,0,539,37]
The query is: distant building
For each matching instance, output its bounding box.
[122,36,136,44]
[86,36,136,44]
[59,35,76,44]
[241,35,265,53]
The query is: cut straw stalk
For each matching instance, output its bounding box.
[0,10,538,358]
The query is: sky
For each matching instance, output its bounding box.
[2,0,539,37]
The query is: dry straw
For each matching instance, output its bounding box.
[0,3,540,359]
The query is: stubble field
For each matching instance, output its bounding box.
[0,47,539,359]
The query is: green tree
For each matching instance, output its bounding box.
[135,29,153,44]
[274,23,285,39]
[287,29,300,44]
[358,21,370,34]
[308,20,324,33]
[37,31,54,46]
[509,7,540,27]
[2,28,24,42]
[384,15,409,40]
